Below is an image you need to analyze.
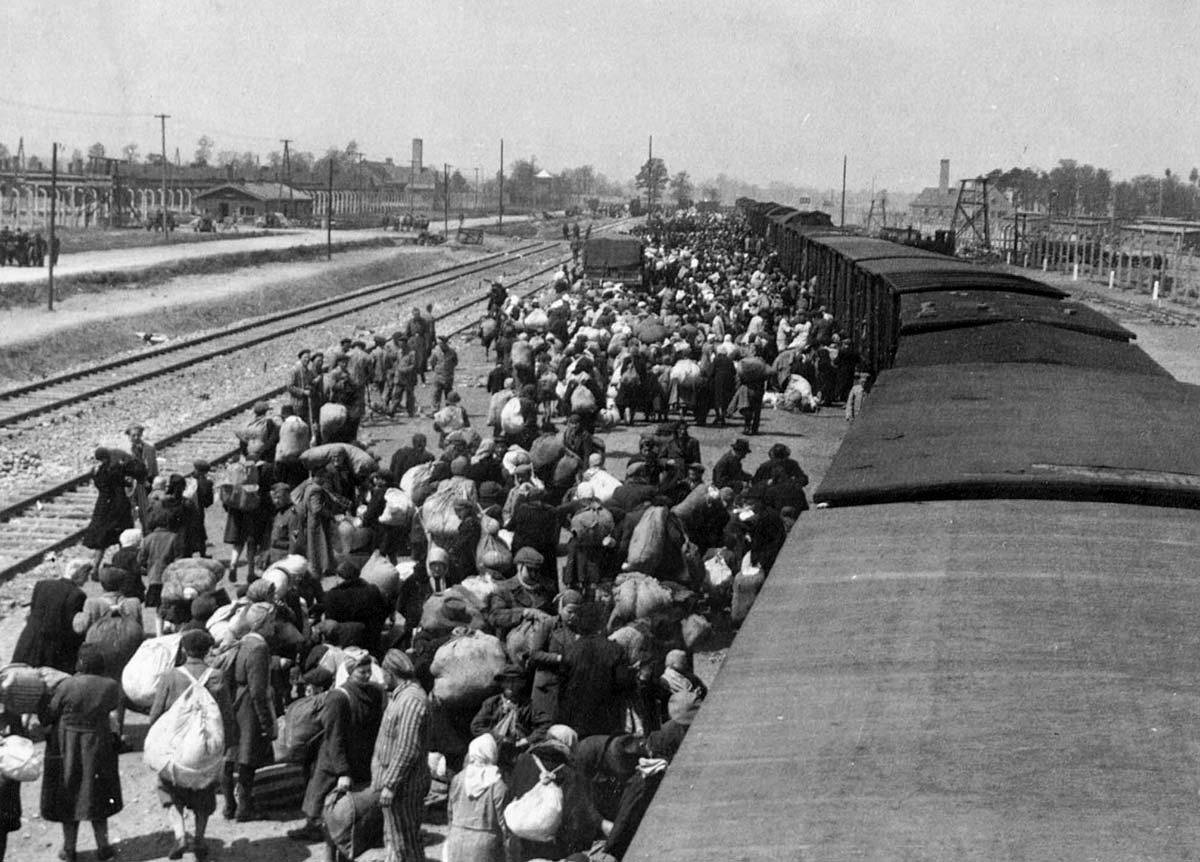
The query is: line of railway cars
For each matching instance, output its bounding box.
[626,202,1200,860]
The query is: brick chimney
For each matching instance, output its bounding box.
[411,139,423,175]
[939,159,950,196]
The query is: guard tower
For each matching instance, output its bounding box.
[951,176,991,253]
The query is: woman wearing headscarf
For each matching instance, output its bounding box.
[39,643,123,862]
[506,724,602,862]
[12,557,91,673]
[221,601,275,821]
[289,653,384,843]
[445,734,514,862]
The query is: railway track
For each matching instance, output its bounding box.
[0,240,556,429]
[0,226,612,581]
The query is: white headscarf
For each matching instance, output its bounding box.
[463,734,502,799]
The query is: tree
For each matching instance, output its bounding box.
[122,142,140,163]
[87,142,106,160]
[634,157,668,208]
[701,186,720,203]
[508,158,539,206]
[194,135,213,167]
[450,169,469,193]
[669,171,693,207]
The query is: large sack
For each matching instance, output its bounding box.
[505,616,553,668]
[319,646,387,689]
[458,573,502,607]
[670,358,702,386]
[143,667,225,789]
[360,551,400,608]
[500,397,526,435]
[681,613,714,650]
[475,532,513,575]
[703,554,734,596]
[214,461,260,512]
[399,462,435,496]
[301,443,376,480]
[336,517,373,554]
[609,573,673,630]
[530,434,565,470]
[421,482,475,545]
[161,558,224,603]
[504,754,564,842]
[731,553,766,624]
[433,405,466,433]
[738,356,770,386]
[626,506,668,573]
[318,402,348,440]
[324,786,384,860]
[122,634,184,711]
[0,735,42,782]
[430,631,507,709]
[510,340,533,370]
[276,415,310,462]
[378,487,413,528]
[569,503,614,547]
[552,452,581,488]
[569,384,597,413]
[671,483,714,521]
[0,665,45,714]
[419,591,485,635]
[84,608,144,677]
[584,468,622,503]
[633,319,668,344]
[523,308,550,333]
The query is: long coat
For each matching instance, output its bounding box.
[40,674,123,822]
[12,577,87,672]
[302,681,384,819]
[230,633,274,768]
[82,460,137,551]
[709,353,737,410]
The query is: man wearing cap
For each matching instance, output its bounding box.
[319,561,388,653]
[470,665,533,758]
[428,334,458,412]
[287,349,318,426]
[506,486,559,572]
[371,650,429,862]
[388,433,434,485]
[486,547,557,638]
[404,307,429,386]
[713,438,753,491]
[389,338,418,418]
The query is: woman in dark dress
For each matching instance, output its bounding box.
[40,643,123,862]
[82,448,142,573]
[222,603,276,821]
[12,558,91,673]
[0,772,19,861]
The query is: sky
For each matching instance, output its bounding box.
[3,0,1198,193]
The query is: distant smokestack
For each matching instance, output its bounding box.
[939,159,950,196]
[412,139,423,175]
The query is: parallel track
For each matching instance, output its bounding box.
[0,227,613,581]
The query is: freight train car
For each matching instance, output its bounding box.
[627,203,1200,861]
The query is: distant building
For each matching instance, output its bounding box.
[194,182,313,221]
[909,159,1013,223]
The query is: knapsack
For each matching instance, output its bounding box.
[143,667,226,789]
[215,461,260,512]
[570,502,614,547]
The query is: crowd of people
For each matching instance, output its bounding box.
[0,210,863,862]
[0,226,60,267]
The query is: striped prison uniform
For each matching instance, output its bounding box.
[371,680,431,862]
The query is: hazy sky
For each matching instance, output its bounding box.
[4,0,1197,192]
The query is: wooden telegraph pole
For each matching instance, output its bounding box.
[326,160,333,260]
[156,114,170,242]
[48,142,57,311]
[498,139,505,229]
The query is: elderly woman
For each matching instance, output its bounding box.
[147,629,236,860]
[40,643,123,862]
[221,601,276,822]
[13,557,91,673]
[445,734,514,862]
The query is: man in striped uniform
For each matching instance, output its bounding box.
[371,652,431,862]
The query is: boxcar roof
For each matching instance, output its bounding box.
[857,258,1069,297]
[626,499,1200,861]
[807,234,946,263]
[898,290,1135,340]
[815,363,1200,507]
[894,322,1171,377]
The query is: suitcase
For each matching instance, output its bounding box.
[0,664,46,714]
[251,761,307,811]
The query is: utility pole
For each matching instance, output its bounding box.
[444,163,450,236]
[156,113,170,242]
[499,139,505,229]
[647,135,653,213]
[280,139,293,218]
[48,142,57,311]
[840,155,847,228]
[326,159,333,260]
[474,167,480,213]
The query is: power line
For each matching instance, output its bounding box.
[0,95,154,119]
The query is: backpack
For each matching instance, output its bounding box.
[276,692,327,763]
[627,506,668,573]
[570,502,614,547]
[215,461,260,512]
[84,606,144,677]
[569,382,597,412]
[143,667,226,789]
[122,633,184,711]
[504,754,564,842]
